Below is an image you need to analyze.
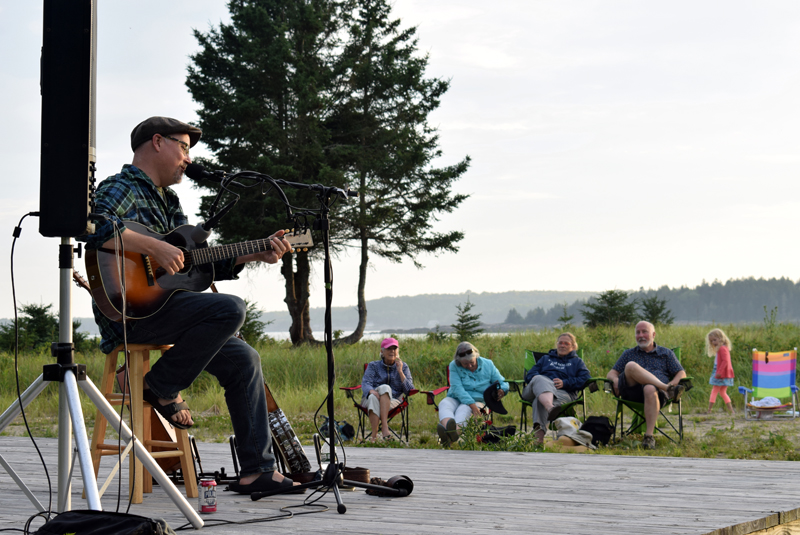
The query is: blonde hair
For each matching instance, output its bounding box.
[454,341,480,366]
[705,328,732,357]
[557,332,578,351]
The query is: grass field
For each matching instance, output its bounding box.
[2,323,800,460]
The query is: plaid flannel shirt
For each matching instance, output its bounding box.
[77,164,243,353]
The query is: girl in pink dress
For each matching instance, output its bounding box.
[706,328,734,414]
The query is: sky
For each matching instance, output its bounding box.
[2,1,800,322]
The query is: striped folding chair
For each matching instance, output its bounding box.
[739,348,798,420]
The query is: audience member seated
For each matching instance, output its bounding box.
[436,342,509,447]
[361,337,414,442]
[606,321,686,450]
[522,332,591,443]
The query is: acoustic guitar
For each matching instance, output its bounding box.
[84,221,313,321]
[74,269,312,476]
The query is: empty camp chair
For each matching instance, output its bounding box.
[508,348,603,432]
[339,363,418,443]
[739,348,798,420]
[605,347,692,444]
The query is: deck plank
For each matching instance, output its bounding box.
[1,437,799,534]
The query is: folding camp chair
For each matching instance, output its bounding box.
[508,348,603,432]
[606,347,692,444]
[738,348,798,420]
[339,363,418,443]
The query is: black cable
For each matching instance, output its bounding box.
[22,510,51,534]
[173,509,295,531]
[9,212,54,525]
[110,218,138,514]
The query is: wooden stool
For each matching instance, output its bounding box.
[89,344,198,503]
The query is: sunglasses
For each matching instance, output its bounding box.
[458,349,474,358]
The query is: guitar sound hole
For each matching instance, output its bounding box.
[177,247,191,274]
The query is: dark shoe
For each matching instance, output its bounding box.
[666,384,685,402]
[436,423,451,447]
[547,404,563,422]
[641,435,656,450]
[142,388,192,430]
[445,418,459,443]
[229,472,296,495]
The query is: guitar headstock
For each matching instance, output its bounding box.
[283,229,313,252]
[72,270,92,294]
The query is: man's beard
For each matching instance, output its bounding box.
[637,339,651,349]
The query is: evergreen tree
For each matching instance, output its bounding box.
[325,0,469,343]
[639,295,675,325]
[582,290,638,328]
[451,298,483,341]
[504,308,524,324]
[187,0,343,344]
[187,0,467,345]
[0,303,92,352]
[524,307,546,325]
[238,299,275,345]
[557,303,575,328]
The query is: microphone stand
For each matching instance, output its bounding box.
[222,175,405,509]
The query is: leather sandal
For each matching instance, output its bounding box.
[142,388,192,430]
[229,471,296,495]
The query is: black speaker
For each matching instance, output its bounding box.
[39,0,97,238]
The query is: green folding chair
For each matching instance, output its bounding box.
[606,347,693,444]
[508,348,603,432]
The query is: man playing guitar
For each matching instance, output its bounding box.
[78,116,298,494]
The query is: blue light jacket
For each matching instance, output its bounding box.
[447,357,509,405]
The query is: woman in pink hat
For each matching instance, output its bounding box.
[360,338,414,441]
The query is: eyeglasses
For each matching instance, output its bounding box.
[162,135,190,156]
[458,349,474,358]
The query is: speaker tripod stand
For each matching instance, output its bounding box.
[0,239,203,529]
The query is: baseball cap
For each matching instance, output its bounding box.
[130,116,202,151]
[381,337,399,349]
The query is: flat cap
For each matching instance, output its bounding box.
[130,116,202,151]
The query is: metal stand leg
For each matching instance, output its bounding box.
[79,376,204,529]
[62,369,101,511]
[0,375,49,510]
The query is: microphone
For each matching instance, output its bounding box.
[185,163,227,182]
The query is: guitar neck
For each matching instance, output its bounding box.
[190,239,274,266]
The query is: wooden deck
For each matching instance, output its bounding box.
[1,436,799,534]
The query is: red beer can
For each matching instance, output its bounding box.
[198,478,217,513]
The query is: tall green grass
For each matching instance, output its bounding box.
[3,323,800,453]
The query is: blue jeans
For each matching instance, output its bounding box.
[126,292,274,477]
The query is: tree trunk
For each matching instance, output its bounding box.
[336,231,368,346]
[336,169,369,346]
[281,251,317,345]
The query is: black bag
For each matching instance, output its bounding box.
[479,424,516,444]
[580,416,613,446]
[34,510,175,535]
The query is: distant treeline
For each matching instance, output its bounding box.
[505,277,800,326]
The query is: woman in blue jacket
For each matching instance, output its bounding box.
[522,332,591,443]
[436,342,509,447]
